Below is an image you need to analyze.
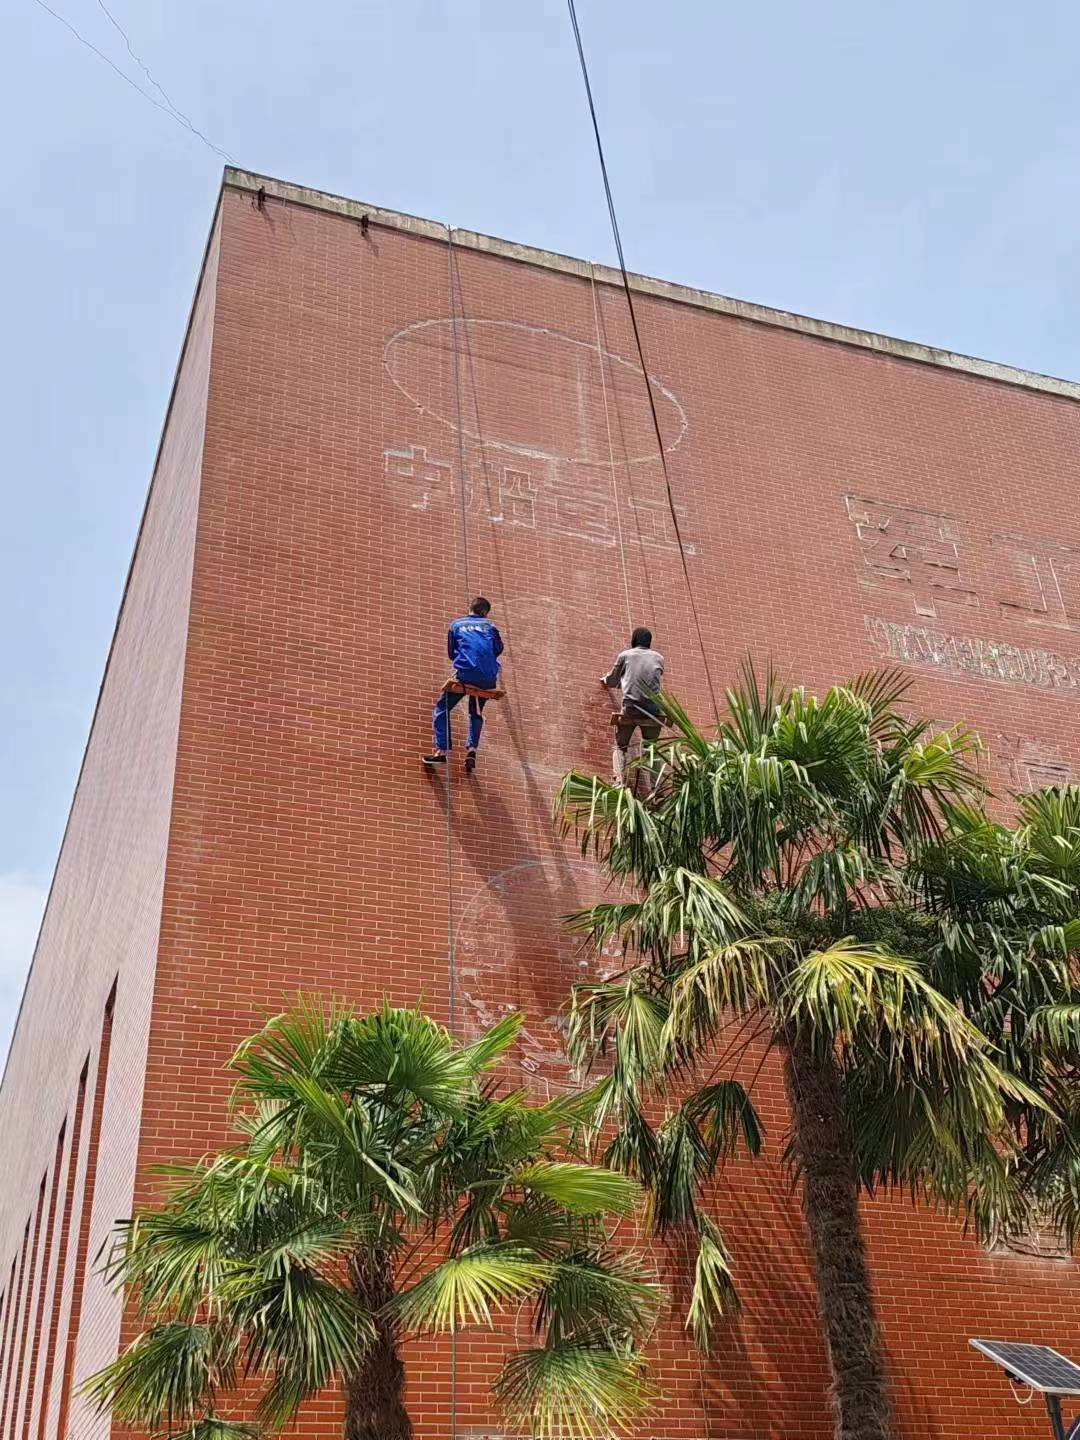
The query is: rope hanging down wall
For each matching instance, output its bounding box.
[567,12,718,1434]
[447,229,473,620]
[589,263,634,635]
[444,223,470,1440]
[567,0,722,726]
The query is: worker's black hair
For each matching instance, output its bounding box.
[631,626,653,649]
[471,597,492,616]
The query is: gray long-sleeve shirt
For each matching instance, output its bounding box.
[603,647,665,714]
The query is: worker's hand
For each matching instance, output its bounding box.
[599,676,610,688]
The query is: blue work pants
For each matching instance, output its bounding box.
[433,670,493,750]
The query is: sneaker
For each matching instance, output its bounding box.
[422,751,448,767]
[464,749,477,774]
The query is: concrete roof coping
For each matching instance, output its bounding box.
[223,167,1080,405]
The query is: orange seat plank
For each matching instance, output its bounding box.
[442,680,505,700]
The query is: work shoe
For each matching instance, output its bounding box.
[465,749,477,774]
[422,751,448,767]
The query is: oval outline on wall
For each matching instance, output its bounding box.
[383,317,688,466]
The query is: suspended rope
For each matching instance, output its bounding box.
[569,16,718,1433]
[589,263,633,634]
[447,228,473,618]
[442,225,472,1034]
[444,223,469,1440]
[567,0,721,726]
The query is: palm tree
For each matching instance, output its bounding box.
[555,666,1050,1440]
[84,1000,662,1440]
[910,785,1080,1248]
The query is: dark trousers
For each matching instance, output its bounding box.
[614,709,661,752]
[433,689,488,750]
[613,707,661,790]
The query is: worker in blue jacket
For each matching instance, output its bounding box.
[424,597,504,772]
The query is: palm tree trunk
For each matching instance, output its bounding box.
[344,1252,411,1440]
[784,1031,892,1440]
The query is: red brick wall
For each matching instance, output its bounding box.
[9,171,1080,1439]
[131,182,1080,1438]
[0,218,219,1440]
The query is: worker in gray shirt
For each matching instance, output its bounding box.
[600,627,664,787]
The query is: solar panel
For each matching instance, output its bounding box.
[971,1340,1080,1395]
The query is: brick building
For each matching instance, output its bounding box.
[2,166,1080,1440]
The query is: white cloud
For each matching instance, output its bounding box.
[0,873,48,1071]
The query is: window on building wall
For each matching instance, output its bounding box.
[54,980,116,1440]
[36,1075,87,1440]
[0,1222,31,1432]
[0,1274,13,1398]
[8,1176,48,1440]
[21,1125,67,1440]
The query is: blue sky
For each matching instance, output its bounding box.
[2,0,1079,1060]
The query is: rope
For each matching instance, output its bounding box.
[589,263,633,634]
[567,0,721,726]
[569,15,719,1429]
[444,225,471,1440]
[447,229,472,616]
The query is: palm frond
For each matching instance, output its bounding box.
[328,1003,496,1111]
[686,1081,764,1160]
[846,1065,1027,1231]
[555,771,664,880]
[848,666,914,734]
[686,1215,739,1350]
[784,941,1001,1088]
[102,1210,226,1322]
[230,994,349,1099]
[493,1342,656,1440]
[162,1416,262,1440]
[894,726,985,835]
[722,657,785,751]
[534,1251,662,1347]
[658,690,713,756]
[1019,786,1080,885]
[390,1246,551,1333]
[455,1012,527,1075]
[228,1263,374,1413]
[255,1374,319,1430]
[770,684,873,799]
[665,938,787,1049]
[785,842,880,917]
[567,969,667,1079]
[514,1161,638,1217]
[647,1108,712,1233]
[82,1323,228,1429]
[501,1199,580,1258]
[597,1086,662,1187]
[1027,1005,1080,1057]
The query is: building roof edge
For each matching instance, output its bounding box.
[224,166,1080,404]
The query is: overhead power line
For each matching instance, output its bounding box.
[94,0,232,159]
[29,0,231,161]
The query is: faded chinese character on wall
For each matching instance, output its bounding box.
[845,495,978,618]
[993,532,1080,632]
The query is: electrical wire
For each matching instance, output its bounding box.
[566,0,722,726]
[93,0,233,160]
[28,0,231,161]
